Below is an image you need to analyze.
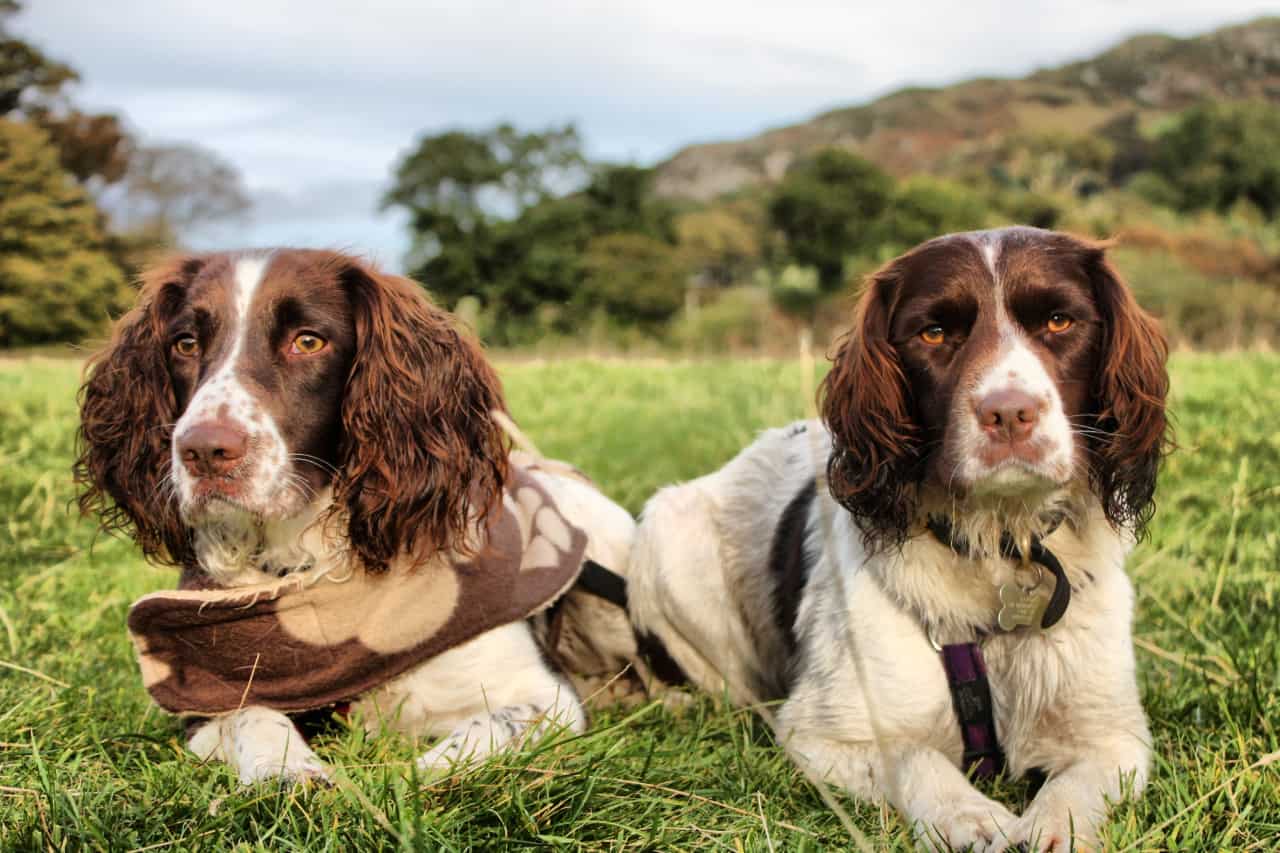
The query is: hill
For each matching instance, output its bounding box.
[653,17,1280,201]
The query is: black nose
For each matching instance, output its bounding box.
[976,389,1042,443]
[178,421,248,476]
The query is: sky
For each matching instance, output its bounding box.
[15,0,1276,270]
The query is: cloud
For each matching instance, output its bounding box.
[14,0,1276,269]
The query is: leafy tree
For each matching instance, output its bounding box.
[578,232,686,326]
[400,156,680,340]
[0,1,74,114]
[675,205,760,285]
[1140,101,1280,219]
[1,2,131,189]
[872,176,988,255]
[768,149,893,291]
[384,123,585,236]
[35,109,132,186]
[0,119,129,346]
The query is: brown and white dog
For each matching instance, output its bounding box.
[76,249,637,784]
[628,228,1169,850]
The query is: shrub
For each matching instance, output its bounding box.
[0,119,129,347]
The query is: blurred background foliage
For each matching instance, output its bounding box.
[2,2,1279,352]
[0,0,249,348]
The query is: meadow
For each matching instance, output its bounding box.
[0,353,1277,850]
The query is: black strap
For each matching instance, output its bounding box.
[577,559,630,609]
[569,559,690,687]
[927,516,1072,631]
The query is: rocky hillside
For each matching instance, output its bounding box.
[653,17,1280,201]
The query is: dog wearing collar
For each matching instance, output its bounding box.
[627,228,1169,851]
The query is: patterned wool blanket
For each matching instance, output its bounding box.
[127,463,588,716]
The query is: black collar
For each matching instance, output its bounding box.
[925,515,1072,631]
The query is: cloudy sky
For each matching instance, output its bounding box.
[15,1,1275,269]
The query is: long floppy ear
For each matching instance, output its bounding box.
[1084,245,1170,538]
[337,263,509,572]
[74,256,205,568]
[819,264,922,551]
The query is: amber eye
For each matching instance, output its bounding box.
[290,333,327,355]
[173,335,199,357]
[920,325,946,346]
[1047,313,1074,333]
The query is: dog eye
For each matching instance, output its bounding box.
[290,333,327,355]
[1047,313,1074,333]
[920,325,945,346]
[173,335,199,357]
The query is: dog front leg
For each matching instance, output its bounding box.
[783,733,1018,851]
[415,679,586,773]
[990,739,1150,852]
[187,706,331,786]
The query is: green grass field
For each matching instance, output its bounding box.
[1,354,1277,850]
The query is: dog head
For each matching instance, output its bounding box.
[76,249,507,577]
[820,227,1169,551]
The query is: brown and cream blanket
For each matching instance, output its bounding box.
[127,462,589,716]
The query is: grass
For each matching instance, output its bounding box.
[0,353,1277,850]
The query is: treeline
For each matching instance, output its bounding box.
[3,0,1279,349]
[383,99,1280,348]
[0,0,249,348]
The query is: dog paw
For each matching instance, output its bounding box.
[983,809,1094,853]
[916,797,1018,852]
[239,751,333,787]
[415,734,482,774]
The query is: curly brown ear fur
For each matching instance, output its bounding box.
[337,264,509,572]
[74,256,205,568]
[1084,245,1170,538]
[819,266,922,551]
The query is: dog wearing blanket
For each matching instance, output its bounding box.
[75,249,639,785]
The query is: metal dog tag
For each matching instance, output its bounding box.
[997,581,1052,631]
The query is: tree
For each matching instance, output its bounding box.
[36,109,132,186]
[872,176,988,256]
[384,123,585,229]
[768,149,893,291]
[0,1,74,114]
[578,232,687,326]
[1140,101,1280,219]
[111,142,251,241]
[675,205,761,286]
[384,123,588,302]
[399,155,681,340]
[0,119,130,346]
[2,2,131,189]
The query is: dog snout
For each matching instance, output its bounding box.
[178,421,249,477]
[975,388,1043,443]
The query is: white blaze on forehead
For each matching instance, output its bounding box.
[232,256,268,334]
[979,238,1000,281]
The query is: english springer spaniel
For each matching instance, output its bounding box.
[76,249,637,784]
[628,228,1169,851]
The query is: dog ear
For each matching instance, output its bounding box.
[75,256,205,568]
[819,263,921,550]
[336,262,508,572]
[1082,243,1170,538]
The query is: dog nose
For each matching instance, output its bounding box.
[178,421,248,476]
[976,389,1042,442]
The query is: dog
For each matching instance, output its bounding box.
[76,249,638,785]
[627,227,1169,850]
